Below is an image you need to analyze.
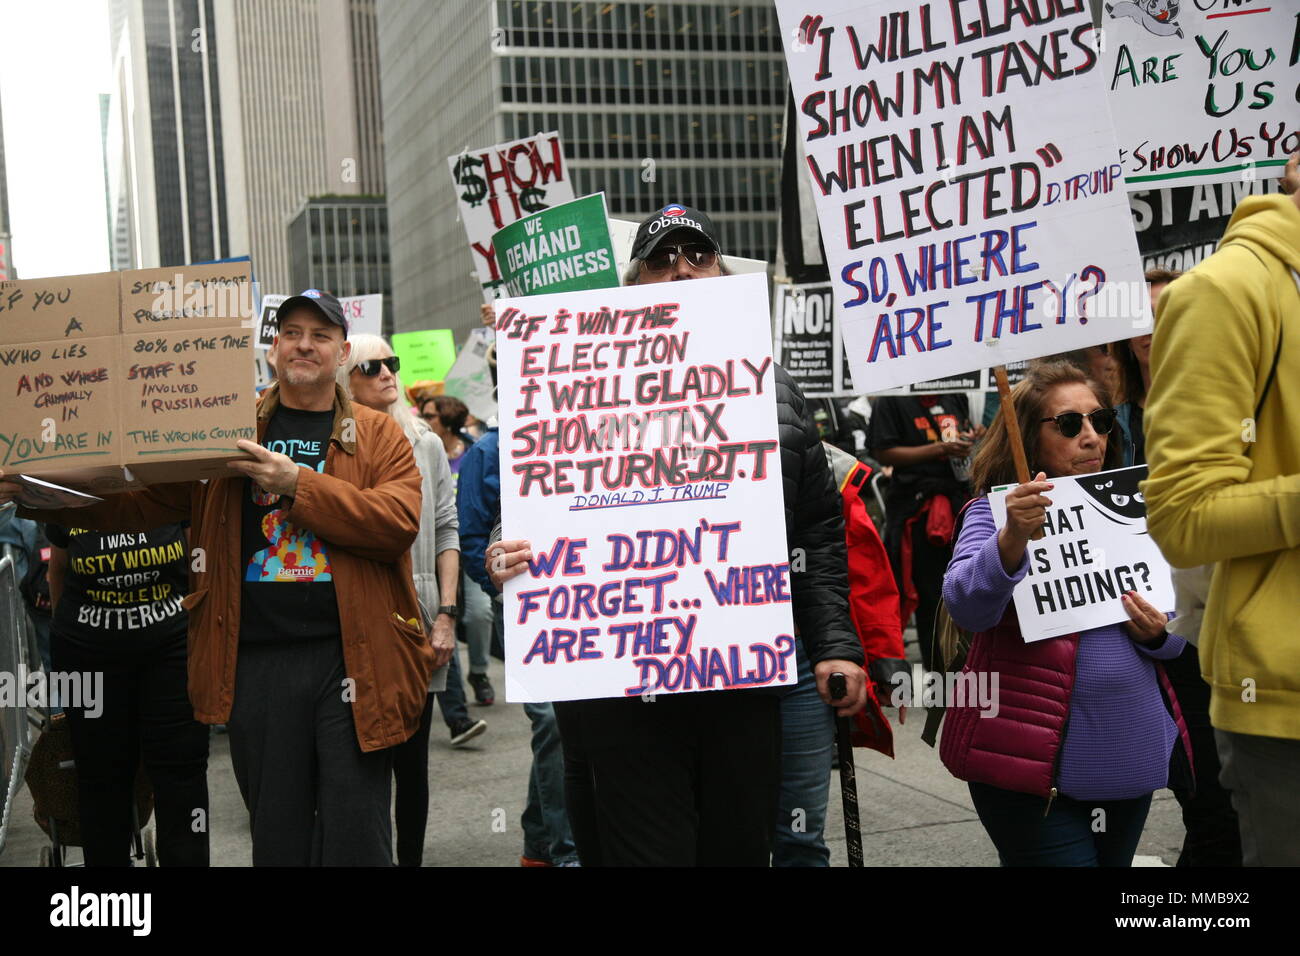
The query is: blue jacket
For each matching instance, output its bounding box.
[457,428,500,597]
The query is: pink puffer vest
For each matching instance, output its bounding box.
[939,606,1195,800]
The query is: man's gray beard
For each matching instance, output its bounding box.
[282,364,330,388]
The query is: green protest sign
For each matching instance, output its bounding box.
[492,193,619,296]
[392,329,457,384]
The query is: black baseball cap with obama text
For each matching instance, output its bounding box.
[632,203,722,261]
[275,289,348,336]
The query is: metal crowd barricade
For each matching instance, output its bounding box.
[0,544,40,857]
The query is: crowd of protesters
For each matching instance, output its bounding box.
[0,153,1296,868]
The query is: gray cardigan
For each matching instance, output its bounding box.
[410,429,460,692]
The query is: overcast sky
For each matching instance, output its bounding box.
[0,0,112,279]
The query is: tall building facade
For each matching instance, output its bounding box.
[378,0,786,339]
[109,0,386,291]
[213,0,385,293]
[107,0,234,269]
[288,196,390,312]
[0,88,12,281]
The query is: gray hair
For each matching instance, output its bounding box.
[336,332,429,447]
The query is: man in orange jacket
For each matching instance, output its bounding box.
[2,291,431,866]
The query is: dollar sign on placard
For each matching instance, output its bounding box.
[454,155,488,207]
[518,186,547,213]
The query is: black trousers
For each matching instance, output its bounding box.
[1165,644,1242,867]
[555,690,781,866]
[228,638,393,866]
[391,692,435,866]
[51,631,210,867]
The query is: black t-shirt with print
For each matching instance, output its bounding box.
[46,522,189,648]
[868,394,972,507]
[239,405,341,643]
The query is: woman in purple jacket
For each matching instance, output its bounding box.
[940,361,1191,866]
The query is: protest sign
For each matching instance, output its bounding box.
[392,329,456,384]
[1131,179,1286,271]
[988,465,1174,642]
[774,283,989,397]
[492,194,619,297]
[448,131,575,303]
[116,262,258,484]
[442,327,497,422]
[773,282,853,397]
[494,273,796,703]
[340,293,383,337]
[0,263,257,490]
[1101,3,1296,191]
[775,0,1149,394]
[255,294,286,349]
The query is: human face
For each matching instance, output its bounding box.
[637,229,722,284]
[348,349,400,411]
[1131,281,1167,370]
[275,309,349,388]
[1036,382,1110,478]
[420,403,449,438]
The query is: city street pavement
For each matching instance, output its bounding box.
[1,637,1185,867]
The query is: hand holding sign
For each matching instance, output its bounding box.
[487,539,533,590]
[998,472,1054,573]
[1121,591,1168,646]
[227,439,300,497]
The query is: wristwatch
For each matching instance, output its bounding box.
[437,605,461,620]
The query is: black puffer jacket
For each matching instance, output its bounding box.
[774,364,864,667]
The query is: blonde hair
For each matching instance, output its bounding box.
[337,333,428,446]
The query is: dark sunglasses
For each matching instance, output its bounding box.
[1040,408,1117,438]
[356,356,400,377]
[643,244,718,274]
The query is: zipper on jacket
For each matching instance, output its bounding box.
[1044,717,1069,817]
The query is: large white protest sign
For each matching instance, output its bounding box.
[775,0,1149,393]
[448,132,576,303]
[1102,3,1296,191]
[989,465,1174,642]
[495,273,796,702]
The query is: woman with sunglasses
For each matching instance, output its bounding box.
[337,335,461,866]
[938,361,1193,866]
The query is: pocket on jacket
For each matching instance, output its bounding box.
[1227,549,1300,693]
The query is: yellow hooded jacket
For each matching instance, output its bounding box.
[1143,193,1300,741]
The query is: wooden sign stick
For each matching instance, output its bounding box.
[992,364,1043,541]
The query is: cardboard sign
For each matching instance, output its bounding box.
[775,0,1149,393]
[495,273,796,703]
[989,465,1175,642]
[448,131,576,303]
[1102,3,1296,190]
[493,194,620,297]
[0,263,258,491]
[118,327,257,484]
[442,327,498,423]
[392,329,457,384]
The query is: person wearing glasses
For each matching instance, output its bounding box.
[338,335,463,866]
[419,393,498,711]
[4,289,432,865]
[489,203,867,866]
[937,360,1192,866]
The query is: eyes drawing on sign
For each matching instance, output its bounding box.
[1105,0,1183,39]
[1079,472,1148,526]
